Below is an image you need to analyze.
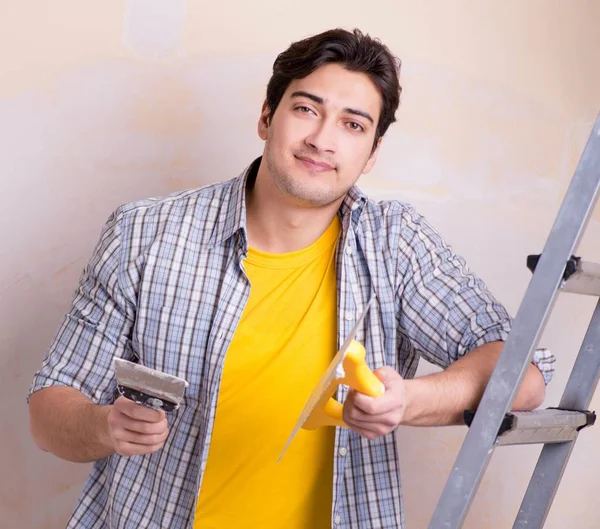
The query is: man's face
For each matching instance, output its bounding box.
[258,63,382,208]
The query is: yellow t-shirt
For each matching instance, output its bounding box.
[194,216,341,529]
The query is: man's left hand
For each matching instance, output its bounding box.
[342,366,407,440]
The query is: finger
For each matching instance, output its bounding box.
[115,397,166,423]
[345,404,384,425]
[114,428,169,447]
[346,416,395,439]
[118,399,166,422]
[347,424,380,441]
[345,409,399,431]
[117,415,169,436]
[344,396,403,431]
[374,366,402,388]
[352,391,398,416]
[116,440,166,457]
[344,395,378,423]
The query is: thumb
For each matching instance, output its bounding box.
[374,366,402,387]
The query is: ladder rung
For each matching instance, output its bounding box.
[464,408,596,446]
[561,260,600,296]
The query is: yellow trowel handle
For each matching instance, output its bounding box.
[303,340,385,430]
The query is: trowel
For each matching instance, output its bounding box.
[278,296,385,462]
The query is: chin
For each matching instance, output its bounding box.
[292,185,346,208]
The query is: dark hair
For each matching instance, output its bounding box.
[266,28,402,150]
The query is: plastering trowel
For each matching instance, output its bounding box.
[278,296,385,462]
[114,358,188,411]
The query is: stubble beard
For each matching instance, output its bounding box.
[264,141,348,208]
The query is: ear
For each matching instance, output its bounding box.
[257,100,271,141]
[362,137,382,174]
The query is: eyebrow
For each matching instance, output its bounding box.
[290,90,375,125]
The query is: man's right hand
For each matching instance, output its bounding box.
[107,397,169,457]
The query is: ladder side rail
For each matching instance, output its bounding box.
[513,298,600,528]
[428,114,600,529]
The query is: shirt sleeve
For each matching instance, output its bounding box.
[396,205,555,384]
[27,208,137,405]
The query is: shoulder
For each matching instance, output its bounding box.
[116,179,235,224]
[359,197,431,240]
[106,178,238,245]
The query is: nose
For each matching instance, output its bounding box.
[304,119,336,154]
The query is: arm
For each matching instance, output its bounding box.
[344,205,553,439]
[28,209,166,461]
[29,386,113,462]
[343,341,546,438]
[402,340,545,426]
[29,387,168,463]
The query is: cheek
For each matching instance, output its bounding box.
[335,143,375,183]
[282,115,323,142]
[268,120,294,148]
[342,139,374,165]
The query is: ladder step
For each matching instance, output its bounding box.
[464,408,596,446]
[527,255,600,297]
[561,260,600,296]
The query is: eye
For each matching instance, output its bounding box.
[346,121,365,132]
[296,106,315,115]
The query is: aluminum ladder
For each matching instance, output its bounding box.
[428,113,600,529]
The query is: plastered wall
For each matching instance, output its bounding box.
[1,2,599,527]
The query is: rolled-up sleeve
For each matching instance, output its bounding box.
[28,208,136,405]
[397,205,555,384]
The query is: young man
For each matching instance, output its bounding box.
[28,29,554,528]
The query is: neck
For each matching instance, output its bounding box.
[245,162,343,253]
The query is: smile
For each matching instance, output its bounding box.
[295,155,334,173]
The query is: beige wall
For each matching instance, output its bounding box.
[2,1,599,527]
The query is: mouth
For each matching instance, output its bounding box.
[294,155,334,173]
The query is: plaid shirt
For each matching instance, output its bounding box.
[29,158,555,529]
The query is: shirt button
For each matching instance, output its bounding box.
[344,311,353,321]
[218,331,224,340]
[345,246,352,255]
[334,515,341,524]
[351,202,359,210]
[339,447,347,456]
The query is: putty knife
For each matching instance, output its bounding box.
[114,358,188,411]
